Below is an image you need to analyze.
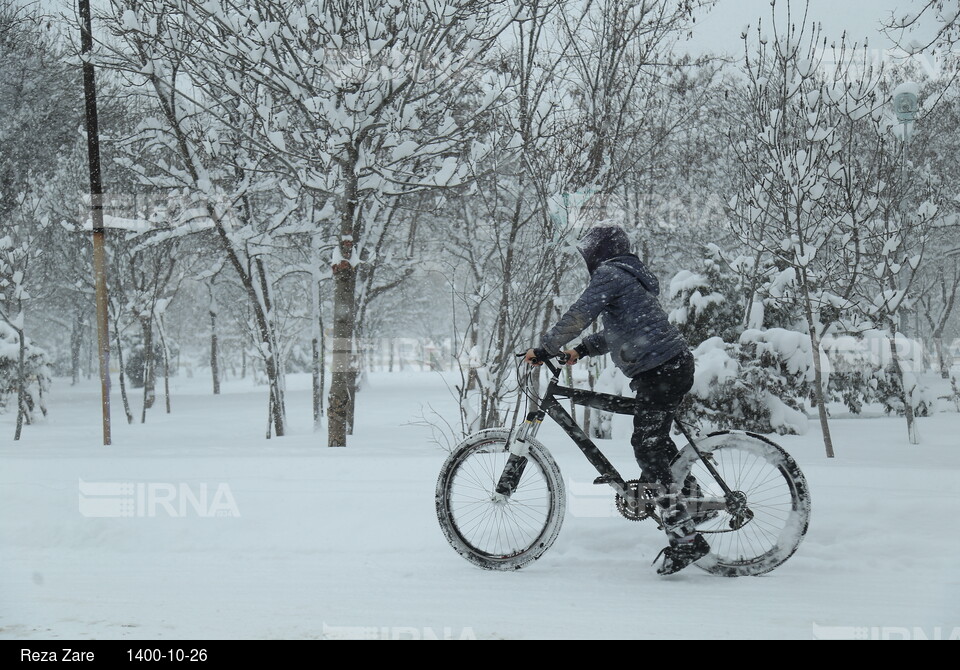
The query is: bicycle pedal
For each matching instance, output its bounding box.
[593,474,618,485]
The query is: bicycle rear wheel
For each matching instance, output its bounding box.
[436,429,565,571]
[672,431,811,577]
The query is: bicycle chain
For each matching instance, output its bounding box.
[615,481,756,535]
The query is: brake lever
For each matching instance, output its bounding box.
[517,351,546,366]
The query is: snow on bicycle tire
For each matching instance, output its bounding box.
[671,430,811,577]
[435,429,566,571]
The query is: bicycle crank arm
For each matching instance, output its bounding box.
[593,473,629,499]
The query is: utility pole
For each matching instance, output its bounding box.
[891,81,921,445]
[79,0,112,445]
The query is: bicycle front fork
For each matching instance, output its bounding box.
[494,411,543,497]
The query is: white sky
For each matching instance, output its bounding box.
[684,0,915,57]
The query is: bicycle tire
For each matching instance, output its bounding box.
[671,431,811,577]
[436,429,566,571]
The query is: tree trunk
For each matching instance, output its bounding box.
[158,316,172,414]
[266,384,274,439]
[312,336,322,430]
[254,257,287,438]
[140,317,155,423]
[113,326,134,424]
[209,297,220,394]
[889,319,919,444]
[328,163,359,447]
[311,245,323,431]
[463,301,482,391]
[36,380,47,418]
[801,275,835,458]
[329,260,357,447]
[210,312,220,394]
[320,308,326,423]
[14,325,26,441]
[86,322,94,379]
[71,310,85,386]
[347,365,358,436]
[933,333,949,379]
[210,206,286,436]
[807,326,835,458]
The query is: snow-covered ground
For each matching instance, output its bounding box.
[2,371,959,640]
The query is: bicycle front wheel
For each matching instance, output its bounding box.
[436,429,565,571]
[672,431,811,577]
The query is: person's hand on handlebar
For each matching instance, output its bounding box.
[524,349,579,366]
[523,349,544,366]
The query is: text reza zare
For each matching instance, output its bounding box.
[20,650,94,662]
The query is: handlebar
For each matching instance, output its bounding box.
[515,350,570,368]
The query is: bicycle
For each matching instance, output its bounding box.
[435,352,811,576]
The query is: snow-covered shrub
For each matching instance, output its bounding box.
[669,244,812,350]
[823,330,936,416]
[681,330,811,435]
[669,244,744,346]
[669,247,814,434]
[0,321,51,416]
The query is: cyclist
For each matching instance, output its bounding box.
[524,223,708,575]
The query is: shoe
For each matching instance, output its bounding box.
[654,534,710,576]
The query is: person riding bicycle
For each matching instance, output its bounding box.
[524,223,708,575]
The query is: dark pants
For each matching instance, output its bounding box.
[630,350,695,485]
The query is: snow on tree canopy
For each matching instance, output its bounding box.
[739,328,816,383]
[767,268,796,298]
[821,330,935,416]
[690,337,739,397]
[682,330,814,436]
[668,270,709,301]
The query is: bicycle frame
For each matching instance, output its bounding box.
[496,358,632,499]
[496,357,734,510]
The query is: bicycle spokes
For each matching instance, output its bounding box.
[448,447,553,558]
[672,433,811,575]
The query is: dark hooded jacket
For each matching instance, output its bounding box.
[539,225,689,378]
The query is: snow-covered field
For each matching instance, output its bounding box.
[2,371,959,640]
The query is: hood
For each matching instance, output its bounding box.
[606,255,661,296]
[576,224,631,275]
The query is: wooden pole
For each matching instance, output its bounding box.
[79,0,112,445]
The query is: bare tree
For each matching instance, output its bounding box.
[0,3,79,437]
[99,0,517,445]
[885,0,960,53]
[917,255,960,377]
[730,2,894,457]
[97,1,305,436]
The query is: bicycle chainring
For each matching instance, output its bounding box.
[615,480,658,522]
